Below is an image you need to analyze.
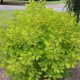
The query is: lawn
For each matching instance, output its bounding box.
[0,10,14,17]
[46,0,65,5]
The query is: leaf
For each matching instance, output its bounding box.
[66,63,71,68]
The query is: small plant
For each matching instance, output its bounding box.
[0,2,80,80]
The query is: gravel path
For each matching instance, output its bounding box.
[0,3,65,11]
[46,3,66,11]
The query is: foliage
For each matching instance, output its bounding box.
[66,0,80,22]
[0,2,80,80]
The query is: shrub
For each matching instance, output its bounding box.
[0,2,80,80]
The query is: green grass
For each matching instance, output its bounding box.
[0,10,14,17]
[46,0,65,5]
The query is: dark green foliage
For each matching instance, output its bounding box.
[66,0,80,22]
[1,0,3,3]
[0,2,80,80]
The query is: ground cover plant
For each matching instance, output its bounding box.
[0,2,80,80]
